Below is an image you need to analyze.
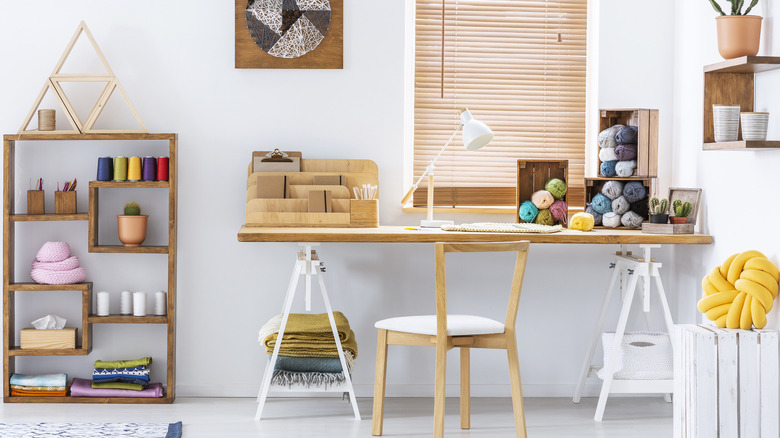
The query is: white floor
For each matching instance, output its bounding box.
[0,396,672,437]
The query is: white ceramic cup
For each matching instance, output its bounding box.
[713,105,740,142]
[740,112,769,141]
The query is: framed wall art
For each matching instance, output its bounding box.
[235,0,343,69]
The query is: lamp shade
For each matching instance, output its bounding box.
[460,109,494,151]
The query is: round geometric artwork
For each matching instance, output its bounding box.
[245,0,332,59]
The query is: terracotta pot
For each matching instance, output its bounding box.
[716,15,762,59]
[117,215,148,247]
[669,216,688,225]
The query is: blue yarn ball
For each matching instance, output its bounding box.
[623,181,647,203]
[600,160,618,177]
[586,205,603,225]
[591,193,613,215]
[518,200,539,223]
[615,126,638,144]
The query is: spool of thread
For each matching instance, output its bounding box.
[570,212,595,231]
[598,147,617,162]
[97,291,110,316]
[38,109,56,131]
[591,193,613,215]
[615,126,638,144]
[120,291,132,315]
[531,190,554,209]
[154,291,167,316]
[597,124,624,148]
[612,196,630,215]
[97,157,113,181]
[623,181,647,203]
[630,198,649,218]
[544,178,567,200]
[549,200,568,224]
[114,157,128,181]
[534,209,554,226]
[602,212,622,228]
[621,210,644,229]
[614,144,638,161]
[601,180,624,200]
[133,292,147,317]
[600,160,618,177]
[615,160,637,177]
[157,157,169,181]
[518,201,539,223]
[142,156,157,181]
[586,205,603,225]
[128,156,142,181]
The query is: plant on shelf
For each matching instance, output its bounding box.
[649,197,669,224]
[670,200,693,224]
[707,0,762,59]
[707,0,759,15]
[116,201,148,247]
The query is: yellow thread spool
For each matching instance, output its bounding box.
[127,156,142,181]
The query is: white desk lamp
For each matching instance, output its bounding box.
[401,108,494,227]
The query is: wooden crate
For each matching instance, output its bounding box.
[516,160,568,223]
[20,328,77,349]
[585,177,655,227]
[598,109,659,177]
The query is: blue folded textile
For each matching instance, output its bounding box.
[273,355,348,373]
[92,375,150,386]
[10,373,67,387]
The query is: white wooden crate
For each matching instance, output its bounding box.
[674,324,778,438]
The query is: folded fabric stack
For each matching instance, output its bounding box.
[10,373,68,397]
[91,357,152,391]
[598,124,639,178]
[258,312,357,389]
[30,241,86,285]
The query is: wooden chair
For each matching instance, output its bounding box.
[371,241,530,438]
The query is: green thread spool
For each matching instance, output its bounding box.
[545,178,567,200]
[114,156,128,181]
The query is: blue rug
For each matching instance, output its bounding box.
[0,421,182,438]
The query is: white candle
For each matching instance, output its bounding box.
[120,291,132,315]
[97,291,110,316]
[133,292,147,317]
[154,291,167,316]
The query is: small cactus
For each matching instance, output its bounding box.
[123,202,141,216]
[649,197,668,214]
[673,200,692,217]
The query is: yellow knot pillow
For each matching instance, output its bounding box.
[569,212,594,231]
[698,251,779,329]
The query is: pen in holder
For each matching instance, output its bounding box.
[55,191,76,214]
[27,190,45,215]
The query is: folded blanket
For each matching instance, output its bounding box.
[10,373,67,387]
[94,357,152,369]
[11,388,67,397]
[271,370,346,389]
[261,312,358,359]
[274,353,354,373]
[92,381,145,391]
[94,365,149,375]
[92,375,150,386]
[10,385,67,391]
[93,367,150,385]
[70,377,163,398]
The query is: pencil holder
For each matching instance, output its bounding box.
[27,190,45,215]
[55,191,76,214]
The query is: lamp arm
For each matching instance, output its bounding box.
[400,124,463,206]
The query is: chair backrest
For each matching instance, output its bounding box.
[435,241,530,335]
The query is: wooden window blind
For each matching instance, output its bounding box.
[413,0,588,208]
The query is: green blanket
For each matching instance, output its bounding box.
[264,312,358,359]
[94,357,152,369]
[92,381,145,391]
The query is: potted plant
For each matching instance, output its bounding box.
[670,199,693,224]
[116,201,148,247]
[649,197,669,224]
[708,0,762,59]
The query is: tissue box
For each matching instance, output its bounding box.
[20,328,77,349]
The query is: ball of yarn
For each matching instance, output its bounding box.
[518,200,539,223]
[544,178,567,200]
[585,205,603,225]
[590,193,613,215]
[622,181,647,203]
[601,180,624,200]
[534,209,554,226]
[698,251,780,329]
[620,211,643,229]
[531,190,554,209]
[630,199,649,218]
[549,200,568,224]
[614,144,637,161]
[615,126,638,144]
[615,160,636,177]
[597,124,624,148]
[600,160,618,177]
[599,147,617,162]
[602,212,622,228]
[612,196,630,215]
[570,212,594,231]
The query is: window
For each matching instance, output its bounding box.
[412,0,588,208]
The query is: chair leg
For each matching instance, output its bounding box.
[460,347,470,429]
[434,337,447,438]
[372,329,389,436]
[506,333,527,438]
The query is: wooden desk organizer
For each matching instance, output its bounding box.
[246,152,378,227]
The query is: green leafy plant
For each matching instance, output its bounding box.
[708,0,759,16]
[123,201,141,216]
[649,197,669,215]
[673,199,693,217]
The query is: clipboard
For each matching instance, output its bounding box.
[253,149,301,172]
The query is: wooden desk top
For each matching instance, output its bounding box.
[238,226,713,245]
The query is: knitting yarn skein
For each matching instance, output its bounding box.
[597,124,624,148]
[601,180,624,200]
[549,200,568,224]
[534,209,555,226]
[612,196,630,215]
[615,126,638,144]
[614,144,638,161]
[621,211,643,229]
[586,205,603,225]
[599,147,617,162]
[602,212,622,228]
[531,190,554,209]
[615,160,636,177]
[518,201,539,223]
[570,212,595,231]
[630,198,649,218]
[591,193,613,215]
[622,181,647,203]
[544,178,567,200]
[600,160,618,177]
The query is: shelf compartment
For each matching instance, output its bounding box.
[704,56,780,74]
[7,346,91,356]
[87,314,167,324]
[89,181,169,189]
[8,282,92,291]
[4,393,172,404]
[10,213,89,222]
[703,140,780,150]
[88,245,168,254]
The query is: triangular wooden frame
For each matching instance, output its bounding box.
[18,21,147,134]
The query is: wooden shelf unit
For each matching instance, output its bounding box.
[3,133,177,404]
[703,56,780,150]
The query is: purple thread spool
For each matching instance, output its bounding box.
[142,156,157,181]
[97,156,113,181]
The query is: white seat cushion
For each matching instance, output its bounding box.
[375,314,505,336]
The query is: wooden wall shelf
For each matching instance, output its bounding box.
[88,246,169,254]
[11,213,89,222]
[8,347,91,356]
[5,395,170,404]
[87,315,167,324]
[89,181,169,189]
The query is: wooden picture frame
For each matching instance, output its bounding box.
[235,0,343,69]
[669,187,702,225]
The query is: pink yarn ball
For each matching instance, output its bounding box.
[549,200,568,224]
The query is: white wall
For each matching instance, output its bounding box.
[0,1,687,398]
